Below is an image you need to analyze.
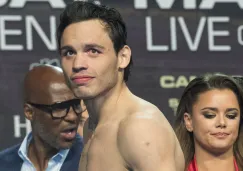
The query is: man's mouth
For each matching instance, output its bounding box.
[60,128,77,141]
[71,75,94,85]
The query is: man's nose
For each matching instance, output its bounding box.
[72,53,88,73]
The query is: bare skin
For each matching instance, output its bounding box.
[60,19,185,171]
[77,100,89,137]
[78,86,184,171]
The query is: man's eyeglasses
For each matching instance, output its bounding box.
[28,99,85,119]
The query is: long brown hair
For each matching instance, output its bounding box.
[174,74,243,170]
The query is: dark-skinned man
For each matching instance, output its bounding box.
[0,65,84,171]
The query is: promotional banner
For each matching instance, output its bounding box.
[0,0,243,150]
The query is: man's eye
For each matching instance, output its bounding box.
[88,48,100,55]
[61,50,75,57]
[66,51,74,56]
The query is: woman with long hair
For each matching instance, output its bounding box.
[175,74,243,171]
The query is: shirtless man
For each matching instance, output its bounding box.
[57,2,185,170]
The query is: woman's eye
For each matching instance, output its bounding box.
[203,113,216,119]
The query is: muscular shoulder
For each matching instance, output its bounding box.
[117,102,178,170]
[118,103,175,144]
[120,98,174,136]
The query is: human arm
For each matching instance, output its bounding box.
[117,112,178,171]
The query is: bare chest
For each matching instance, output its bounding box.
[79,127,128,171]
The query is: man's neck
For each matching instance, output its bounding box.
[28,135,58,171]
[85,82,129,129]
[195,144,235,171]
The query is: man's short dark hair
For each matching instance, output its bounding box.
[57,1,132,81]
[233,76,243,87]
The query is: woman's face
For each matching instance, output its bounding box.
[184,89,241,154]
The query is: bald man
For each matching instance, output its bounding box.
[0,65,84,171]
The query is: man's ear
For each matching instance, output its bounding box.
[117,45,131,69]
[24,103,34,121]
[184,112,193,132]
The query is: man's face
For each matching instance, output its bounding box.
[60,19,121,99]
[30,84,81,149]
